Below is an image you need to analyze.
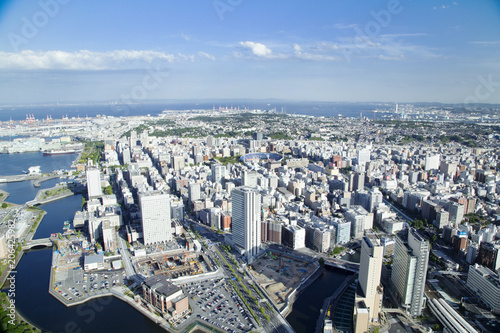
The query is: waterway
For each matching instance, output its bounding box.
[2,182,165,333]
[0,151,78,176]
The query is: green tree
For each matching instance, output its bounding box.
[318,257,325,266]
[104,185,113,195]
[413,219,424,229]
[1,203,7,209]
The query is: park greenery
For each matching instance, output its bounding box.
[268,132,293,140]
[330,246,345,256]
[40,186,71,200]
[214,155,242,165]
[78,140,104,165]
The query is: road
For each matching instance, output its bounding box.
[117,234,142,284]
[383,198,414,224]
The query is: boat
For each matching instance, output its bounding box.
[43,149,77,156]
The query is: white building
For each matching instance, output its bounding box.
[232,186,261,262]
[86,167,102,199]
[391,228,430,317]
[283,225,306,250]
[332,219,351,245]
[345,205,373,239]
[139,191,172,245]
[211,164,226,184]
[467,264,500,314]
[424,154,440,171]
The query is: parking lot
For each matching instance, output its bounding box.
[179,278,256,333]
[53,267,126,303]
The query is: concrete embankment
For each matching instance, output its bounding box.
[281,264,323,317]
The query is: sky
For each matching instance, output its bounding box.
[0,0,499,105]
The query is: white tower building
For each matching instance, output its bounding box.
[232,186,261,262]
[139,191,172,245]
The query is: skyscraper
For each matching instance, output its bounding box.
[232,186,261,262]
[391,228,430,317]
[354,232,384,333]
[211,163,226,184]
[86,166,102,199]
[139,191,172,245]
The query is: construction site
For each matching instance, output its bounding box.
[248,249,317,311]
[134,249,211,279]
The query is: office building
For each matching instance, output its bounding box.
[282,225,306,250]
[466,264,500,314]
[354,232,384,333]
[139,191,172,245]
[211,163,226,184]
[391,228,430,317]
[345,205,373,239]
[232,186,261,262]
[424,154,440,171]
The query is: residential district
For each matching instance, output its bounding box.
[1,104,500,333]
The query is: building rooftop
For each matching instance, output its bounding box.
[143,275,181,297]
[84,253,104,265]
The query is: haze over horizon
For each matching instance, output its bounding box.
[0,0,499,105]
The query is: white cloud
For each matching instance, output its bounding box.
[239,41,273,57]
[0,50,192,70]
[293,43,339,61]
[181,33,191,41]
[197,51,216,61]
[470,41,500,45]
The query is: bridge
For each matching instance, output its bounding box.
[22,238,53,251]
[324,259,359,273]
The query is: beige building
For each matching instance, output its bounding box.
[354,231,384,333]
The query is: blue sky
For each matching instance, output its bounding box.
[0,0,499,104]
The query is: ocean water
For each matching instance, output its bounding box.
[0,101,395,122]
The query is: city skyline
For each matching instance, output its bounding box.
[0,1,499,104]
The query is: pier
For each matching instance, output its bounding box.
[0,173,59,185]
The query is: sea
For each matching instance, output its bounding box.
[0,101,396,122]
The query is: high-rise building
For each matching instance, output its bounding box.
[232,186,261,262]
[391,228,430,317]
[86,166,102,199]
[357,148,371,168]
[188,183,201,202]
[424,154,440,171]
[211,163,226,184]
[139,191,172,245]
[242,170,258,187]
[354,231,384,333]
[368,188,383,213]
